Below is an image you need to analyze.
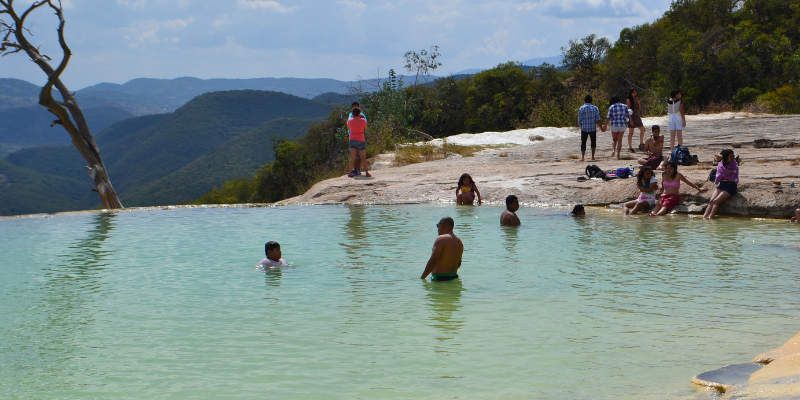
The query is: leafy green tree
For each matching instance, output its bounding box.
[561,34,611,80]
[403,45,442,88]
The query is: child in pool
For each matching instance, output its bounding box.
[456,173,482,205]
[258,241,287,269]
[622,166,658,215]
[571,205,586,216]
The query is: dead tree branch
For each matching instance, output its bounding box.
[0,0,123,209]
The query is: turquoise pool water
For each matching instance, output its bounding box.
[1,205,799,399]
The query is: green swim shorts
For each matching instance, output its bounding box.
[431,273,459,282]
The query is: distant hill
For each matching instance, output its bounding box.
[123,117,322,206]
[522,56,562,67]
[0,78,41,109]
[2,90,331,214]
[0,104,134,147]
[77,76,355,114]
[0,158,98,215]
[453,56,562,76]
[312,92,359,107]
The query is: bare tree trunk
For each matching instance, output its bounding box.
[1,0,123,209]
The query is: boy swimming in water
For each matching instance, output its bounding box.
[570,205,585,216]
[258,241,287,269]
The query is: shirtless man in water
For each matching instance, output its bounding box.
[420,217,464,281]
[638,125,666,171]
[500,195,521,226]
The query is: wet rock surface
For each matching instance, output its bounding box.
[692,363,764,392]
[283,114,800,217]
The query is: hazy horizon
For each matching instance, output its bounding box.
[1,0,671,89]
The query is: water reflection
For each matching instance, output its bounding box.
[264,269,282,288]
[423,279,465,343]
[501,226,519,254]
[25,212,116,392]
[340,205,367,269]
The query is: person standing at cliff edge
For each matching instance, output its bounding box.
[348,102,366,175]
[346,108,371,178]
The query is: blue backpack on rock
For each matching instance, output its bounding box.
[671,146,695,166]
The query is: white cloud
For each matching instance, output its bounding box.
[237,0,297,13]
[336,0,367,10]
[115,0,148,10]
[540,0,651,18]
[459,29,511,58]
[521,39,541,48]
[124,17,194,48]
[512,2,538,11]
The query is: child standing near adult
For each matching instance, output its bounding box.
[456,173,481,205]
[346,108,371,178]
[648,161,707,216]
[703,149,739,219]
[622,166,659,215]
[606,96,629,160]
[667,90,686,150]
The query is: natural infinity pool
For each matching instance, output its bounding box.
[1,205,799,399]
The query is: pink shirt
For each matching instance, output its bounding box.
[347,117,367,142]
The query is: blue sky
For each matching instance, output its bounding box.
[2,0,673,89]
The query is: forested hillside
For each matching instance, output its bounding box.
[602,0,800,112]
[1,91,330,215]
[200,0,800,205]
[0,158,97,215]
[0,105,133,147]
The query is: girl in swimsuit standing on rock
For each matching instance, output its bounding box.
[456,173,482,205]
[648,161,707,217]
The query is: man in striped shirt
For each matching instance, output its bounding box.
[577,95,603,161]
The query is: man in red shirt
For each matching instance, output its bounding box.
[346,108,371,178]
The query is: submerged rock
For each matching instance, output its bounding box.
[692,363,764,392]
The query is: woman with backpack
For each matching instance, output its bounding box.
[622,166,659,215]
[703,149,739,219]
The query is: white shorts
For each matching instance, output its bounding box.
[667,114,683,131]
[610,125,626,133]
[638,198,655,207]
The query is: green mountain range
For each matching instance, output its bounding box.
[1,90,330,215]
[0,158,96,216]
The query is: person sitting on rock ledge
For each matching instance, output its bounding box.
[501,195,521,226]
[637,125,666,171]
[622,166,658,215]
[648,161,707,217]
[704,149,739,219]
